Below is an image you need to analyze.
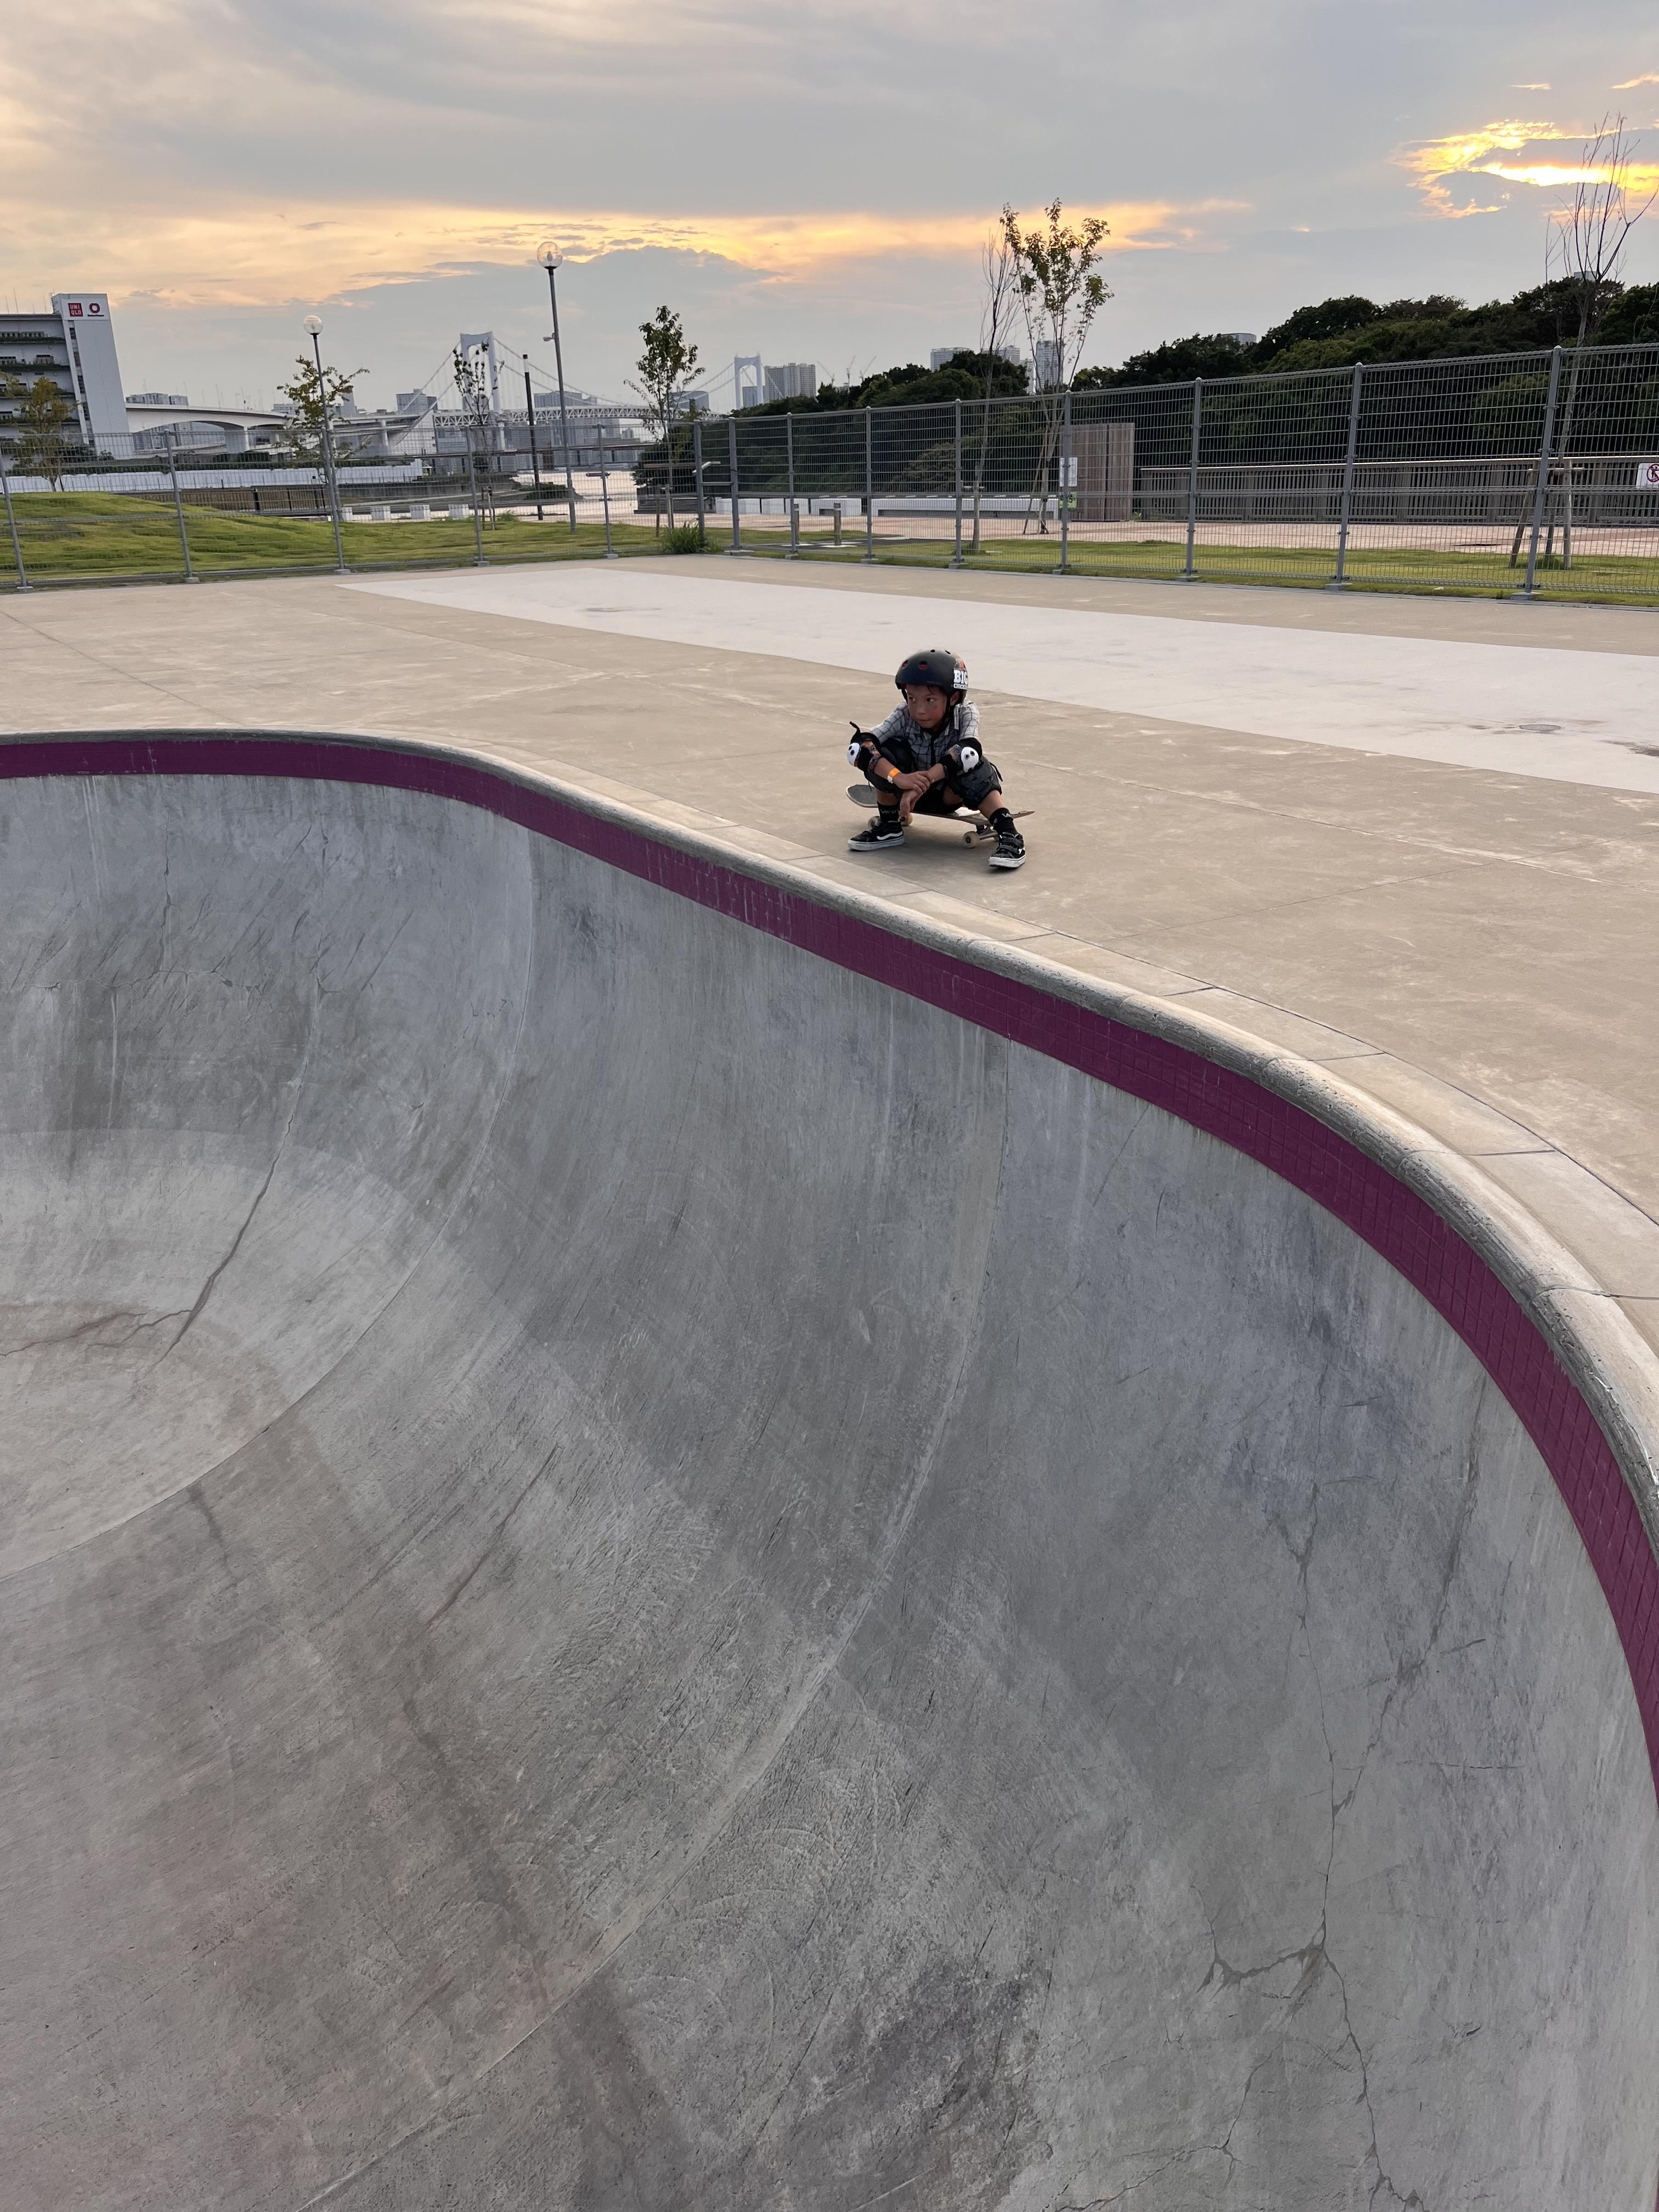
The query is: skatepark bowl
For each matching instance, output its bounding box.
[4,729,1659,2212]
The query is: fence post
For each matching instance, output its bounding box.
[1521,344,1565,597]
[167,442,197,582]
[1184,379,1203,579]
[317,407,346,573]
[1,448,30,591]
[598,434,616,557]
[728,415,742,552]
[693,419,706,549]
[787,410,798,555]
[1331,362,1364,588]
[952,399,964,566]
[864,407,874,561]
[466,443,486,565]
[1059,390,1071,574]
[523,369,544,523]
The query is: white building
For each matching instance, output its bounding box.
[0,292,127,443]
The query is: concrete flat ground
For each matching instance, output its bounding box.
[5,557,1659,1348]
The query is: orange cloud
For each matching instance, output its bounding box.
[1397,119,1659,216]
[1,196,1247,308]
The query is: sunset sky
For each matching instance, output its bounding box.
[4,0,1657,409]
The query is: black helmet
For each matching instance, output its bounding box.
[895,647,968,698]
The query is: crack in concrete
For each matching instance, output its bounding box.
[0,1307,188,1359]
[163,977,318,1357]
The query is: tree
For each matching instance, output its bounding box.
[1079,332,1257,389]
[1002,200,1111,532]
[1254,296,1383,358]
[1,374,74,487]
[1543,115,1654,565]
[275,356,363,471]
[968,216,1024,551]
[451,347,498,526]
[628,305,700,534]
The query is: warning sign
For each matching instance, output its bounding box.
[1635,459,1659,490]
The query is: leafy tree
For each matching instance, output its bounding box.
[1254,296,1383,357]
[275,355,364,471]
[1002,200,1110,531]
[746,353,1028,417]
[1,374,74,486]
[1079,332,1256,390]
[628,305,700,533]
[1600,283,1659,347]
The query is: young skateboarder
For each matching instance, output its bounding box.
[847,648,1026,871]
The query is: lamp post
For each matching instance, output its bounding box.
[303,314,346,571]
[537,245,579,534]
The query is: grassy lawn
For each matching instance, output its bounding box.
[0,493,670,582]
[3,493,1656,605]
[772,527,1659,603]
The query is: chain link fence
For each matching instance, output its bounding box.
[692,340,1659,600]
[0,415,659,588]
[4,340,1658,600]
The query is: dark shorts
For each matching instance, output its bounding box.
[853,732,1002,811]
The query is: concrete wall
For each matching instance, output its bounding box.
[1,749,1655,2209]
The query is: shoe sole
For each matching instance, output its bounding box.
[848,838,904,852]
[988,853,1026,870]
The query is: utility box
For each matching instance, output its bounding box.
[1073,420,1135,521]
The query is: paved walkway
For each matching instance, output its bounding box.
[5,557,1658,1352]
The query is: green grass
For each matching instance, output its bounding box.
[0,493,673,582]
[766,525,1659,603]
[3,493,1655,605]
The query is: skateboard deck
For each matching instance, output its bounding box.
[848,785,1032,847]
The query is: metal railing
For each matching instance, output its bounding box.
[3,340,1658,599]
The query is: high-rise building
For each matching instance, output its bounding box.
[762,362,817,403]
[1033,338,1062,389]
[0,292,127,443]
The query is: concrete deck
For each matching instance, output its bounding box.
[6,559,1659,1364]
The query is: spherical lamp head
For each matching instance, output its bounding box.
[537,243,562,270]
[302,314,323,336]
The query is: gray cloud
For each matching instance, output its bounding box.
[4,0,1656,403]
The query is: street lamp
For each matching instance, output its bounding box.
[537,244,578,534]
[303,314,346,572]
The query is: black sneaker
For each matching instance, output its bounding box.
[848,812,905,852]
[989,820,1026,871]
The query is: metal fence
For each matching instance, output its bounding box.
[4,340,1659,600]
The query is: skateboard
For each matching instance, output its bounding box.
[848,785,1033,848]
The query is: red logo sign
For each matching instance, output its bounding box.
[88,302,101,314]
[68,302,82,317]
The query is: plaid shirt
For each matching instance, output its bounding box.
[867,699,981,772]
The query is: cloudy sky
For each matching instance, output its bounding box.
[4,0,1657,411]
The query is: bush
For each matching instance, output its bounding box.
[661,522,703,554]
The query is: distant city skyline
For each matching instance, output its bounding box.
[4,0,1656,411]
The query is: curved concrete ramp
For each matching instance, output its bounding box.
[3,734,1657,2211]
